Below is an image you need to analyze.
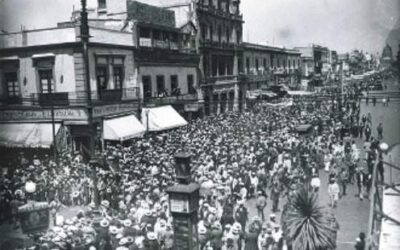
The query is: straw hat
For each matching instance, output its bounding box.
[123,219,132,227]
[100,219,110,228]
[147,232,157,240]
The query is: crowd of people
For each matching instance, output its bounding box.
[0,81,384,249]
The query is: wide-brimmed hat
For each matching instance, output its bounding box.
[121,219,131,227]
[100,219,110,228]
[147,232,157,240]
[109,226,118,234]
[101,200,110,208]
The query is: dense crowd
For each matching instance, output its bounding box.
[0,84,383,249]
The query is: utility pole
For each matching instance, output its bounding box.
[80,0,99,207]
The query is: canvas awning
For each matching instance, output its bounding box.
[142,105,188,132]
[103,115,145,141]
[0,123,61,148]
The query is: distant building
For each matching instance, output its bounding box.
[241,42,301,90]
[295,44,330,83]
[381,44,393,69]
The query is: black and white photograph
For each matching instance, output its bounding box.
[0,0,399,249]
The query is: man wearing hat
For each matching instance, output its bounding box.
[234,200,248,240]
[210,221,223,250]
[256,191,267,221]
[159,223,174,250]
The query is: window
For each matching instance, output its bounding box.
[142,75,152,98]
[218,26,222,43]
[246,57,250,73]
[96,56,125,92]
[209,26,214,41]
[255,58,259,73]
[156,75,165,95]
[4,72,19,98]
[33,57,55,94]
[226,28,230,43]
[96,66,108,91]
[113,66,123,90]
[39,69,54,94]
[98,0,106,9]
[170,75,179,95]
[263,58,267,70]
[187,75,196,94]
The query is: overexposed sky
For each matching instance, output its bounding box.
[0,0,399,54]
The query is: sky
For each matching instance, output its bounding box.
[0,0,399,54]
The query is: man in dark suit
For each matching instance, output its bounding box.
[356,168,367,200]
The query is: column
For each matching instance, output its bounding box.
[216,93,221,115]
[233,83,239,111]
[224,92,229,113]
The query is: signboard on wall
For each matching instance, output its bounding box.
[0,108,88,122]
[93,103,138,118]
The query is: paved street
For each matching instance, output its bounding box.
[243,80,400,250]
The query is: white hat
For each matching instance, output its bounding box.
[123,219,132,227]
[109,226,118,234]
[101,200,110,208]
[147,232,157,240]
[100,219,110,228]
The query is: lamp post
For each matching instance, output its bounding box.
[167,152,200,250]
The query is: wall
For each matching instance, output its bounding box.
[0,48,76,101]
[87,47,138,100]
[138,66,197,97]
[0,27,77,49]
[90,27,134,46]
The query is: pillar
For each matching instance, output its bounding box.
[233,83,239,111]
[216,93,221,115]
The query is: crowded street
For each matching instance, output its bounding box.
[1,70,398,250]
[1,0,400,249]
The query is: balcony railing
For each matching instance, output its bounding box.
[0,87,140,107]
[144,93,198,105]
[39,92,69,106]
[99,89,122,102]
[204,75,239,85]
[0,96,22,105]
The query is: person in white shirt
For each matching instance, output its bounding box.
[328,178,340,208]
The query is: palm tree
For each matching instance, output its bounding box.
[282,186,339,250]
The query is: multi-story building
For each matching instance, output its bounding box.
[146,0,245,115]
[241,43,301,90]
[0,24,141,158]
[71,0,203,120]
[381,44,393,69]
[295,44,330,83]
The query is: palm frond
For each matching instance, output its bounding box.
[282,186,338,250]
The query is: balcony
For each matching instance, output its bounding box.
[204,75,239,85]
[98,89,122,102]
[39,92,69,106]
[144,93,198,106]
[0,96,22,106]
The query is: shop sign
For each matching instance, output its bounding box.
[93,103,138,118]
[0,109,88,121]
[184,103,199,112]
